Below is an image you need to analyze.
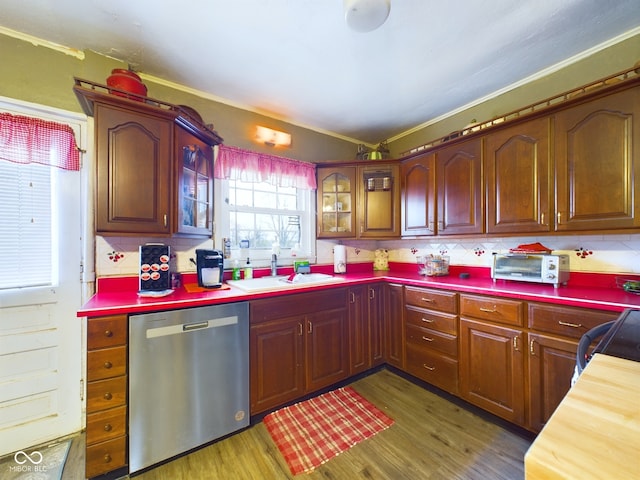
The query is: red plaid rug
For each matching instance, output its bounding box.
[263,386,394,475]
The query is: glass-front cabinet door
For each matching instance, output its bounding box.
[176,127,214,236]
[317,166,356,238]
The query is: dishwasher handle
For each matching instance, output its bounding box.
[183,321,209,332]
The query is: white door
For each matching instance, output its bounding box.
[0,100,87,456]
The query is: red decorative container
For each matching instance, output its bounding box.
[106,68,147,100]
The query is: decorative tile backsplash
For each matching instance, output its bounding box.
[317,234,640,275]
[96,236,214,277]
[97,234,640,277]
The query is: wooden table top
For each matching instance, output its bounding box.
[525,353,640,479]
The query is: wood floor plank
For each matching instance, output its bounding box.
[53,368,532,479]
[134,369,532,480]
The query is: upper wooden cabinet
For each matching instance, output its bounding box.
[554,87,640,232]
[175,127,214,236]
[95,102,174,235]
[74,79,222,237]
[435,138,483,235]
[399,79,639,238]
[317,167,357,238]
[317,163,400,239]
[400,152,436,236]
[358,164,401,238]
[485,117,551,234]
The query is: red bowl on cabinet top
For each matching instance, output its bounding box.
[106,68,147,100]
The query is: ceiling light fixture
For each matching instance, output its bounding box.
[344,0,390,33]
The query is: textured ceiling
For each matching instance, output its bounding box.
[1,0,640,143]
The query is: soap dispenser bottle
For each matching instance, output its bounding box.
[244,257,253,279]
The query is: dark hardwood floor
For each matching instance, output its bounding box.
[58,368,532,479]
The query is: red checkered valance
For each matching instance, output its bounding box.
[0,112,80,171]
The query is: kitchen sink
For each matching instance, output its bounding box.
[227,273,345,293]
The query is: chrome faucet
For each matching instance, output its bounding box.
[270,254,278,276]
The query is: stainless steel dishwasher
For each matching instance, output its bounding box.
[129,302,249,473]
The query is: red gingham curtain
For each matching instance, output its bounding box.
[0,112,80,171]
[214,144,316,190]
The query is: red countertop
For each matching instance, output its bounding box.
[77,262,640,317]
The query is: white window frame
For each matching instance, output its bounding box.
[214,177,316,268]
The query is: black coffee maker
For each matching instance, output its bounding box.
[195,249,224,288]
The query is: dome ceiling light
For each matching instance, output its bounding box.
[344,0,391,33]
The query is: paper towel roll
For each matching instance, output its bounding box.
[334,245,347,273]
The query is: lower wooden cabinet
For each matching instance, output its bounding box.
[404,286,459,394]
[384,283,404,368]
[249,289,348,414]
[459,317,526,425]
[527,332,580,432]
[85,314,128,479]
[526,302,618,431]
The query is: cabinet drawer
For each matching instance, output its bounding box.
[460,294,523,326]
[405,344,458,394]
[87,376,127,414]
[87,346,127,381]
[88,315,127,350]
[405,306,457,335]
[85,436,127,479]
[251,288,347,323]
[528,303,619,339]
[86,405,127,445]
[406,324,457,357]
[405,286,458,313]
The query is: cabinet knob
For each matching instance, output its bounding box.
[103,361,113,369]
[103,453,112,464]
[103,423,113,432]
[103,392,113,400]
[104,330,113,337]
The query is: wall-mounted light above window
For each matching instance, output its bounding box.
[255,125,292,147]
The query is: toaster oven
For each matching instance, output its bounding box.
[491,253,570,288]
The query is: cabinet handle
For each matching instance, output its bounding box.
[103,392,112,400]
[541,213,545,225]
[350,292,355,304]
[421,336,433,342]
[369,288,375,300]
[163,214,168,227]
[479,306,498,313]
[428,221,435,232]
[298,323,303,336]
[438,221,444,231]
[308,321,313,334]
[513,336,519,351]
[420,297,434,303]
[103,453,112,464]
[104,423,113,432]
[104,330,113,337]
[103,361,113,369]
[422,364,435,371]
[530,339,536,355]
[557,212,561,224]
[558,320,583,328]
[421,317,434,323]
